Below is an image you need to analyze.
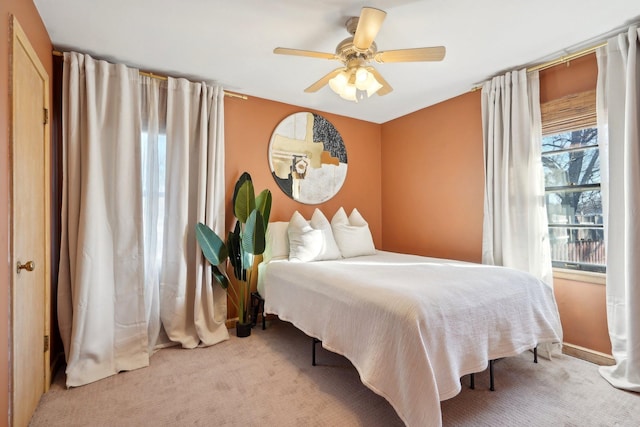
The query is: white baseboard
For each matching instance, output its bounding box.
[562,343,615,366]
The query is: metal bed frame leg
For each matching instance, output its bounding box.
[489,360,495,391]
[250,292,267,330]
[250,292,262,329]
[312,338,320,366]
[470,350,535,393]
[469,350,537,393]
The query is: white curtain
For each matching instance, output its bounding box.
[58,53,149,386]
[159,78,228,348]
[481,69,554,287]
[596,26,640,392]
[59,53,228,387]
[140,76,166,352]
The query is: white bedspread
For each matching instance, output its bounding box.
[260,251,562,427]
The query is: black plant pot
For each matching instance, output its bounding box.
[236,321,252,338]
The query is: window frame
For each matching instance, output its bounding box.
[540,90,606,278]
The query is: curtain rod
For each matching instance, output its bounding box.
[527,41,607,72]
[52,50,248,100]
[470,41,607,92]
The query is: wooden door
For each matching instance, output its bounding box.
[10,15,51,427]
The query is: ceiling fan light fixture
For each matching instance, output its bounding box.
[340,83,357,101]
[355,67,369,86]
[329,71,349,94]
[329,67,382,102]
[365,73,383,97]
[274,6,446,99]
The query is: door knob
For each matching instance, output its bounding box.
[17,260,35,274]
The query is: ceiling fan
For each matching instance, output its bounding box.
[273,7,446,101]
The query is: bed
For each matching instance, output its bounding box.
[257,249,562,427]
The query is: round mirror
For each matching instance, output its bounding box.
[268,112,347,204]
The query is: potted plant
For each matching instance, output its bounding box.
[195,172,272,337]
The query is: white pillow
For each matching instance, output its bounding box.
[287,211,323,262]
[310,208,342,261]
[331,207,376,258]
[263,221,290,263]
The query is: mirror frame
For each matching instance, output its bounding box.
[268,112,348,204]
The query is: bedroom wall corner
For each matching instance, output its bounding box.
[378,53,610,358]
[224,95,382,317]
[224,96,382,241]
[380,91,484,263]
[1,1,53,426]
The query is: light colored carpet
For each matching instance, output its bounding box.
[31,318,639,426]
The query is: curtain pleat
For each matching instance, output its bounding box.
[140,76,166,352]
[59,53,228,387]
[193,84,228,345]
[160,78,228,348]
[596,26,640,392]
[480,69,561,357]
[480,70,554,287]
[58,52,149,386]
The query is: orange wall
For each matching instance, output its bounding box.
[380,53,610,355]
[224,96,382,245]
[1,2,53,426]
[224,96,382,318]
[554,278,610,354]
[539,54,598,103]
[539,53,610,355]
[380,91,484,262]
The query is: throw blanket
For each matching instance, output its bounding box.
[261,251,562,427]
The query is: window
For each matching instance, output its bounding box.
[541,90,605,273]
[141,132,167,265]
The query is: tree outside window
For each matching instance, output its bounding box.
[542,127,605,272]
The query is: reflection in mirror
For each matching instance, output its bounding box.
[268,112,347,204]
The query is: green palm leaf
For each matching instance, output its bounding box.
[255,189,272,228]
[227,223,243,281]
[243,210,266,255]
[234,178,255,223]
[195,222,228,265]
[232,172,251,208]
[212,266,230,289]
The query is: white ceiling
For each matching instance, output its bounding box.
[34,0,640,124]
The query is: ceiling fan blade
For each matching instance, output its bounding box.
[353,7,387,51]
[304,68,345,93]
[273,47,337,60]
[366,67,393,96]
[374,46,446,63]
